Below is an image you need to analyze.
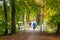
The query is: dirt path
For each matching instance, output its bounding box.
[0,30,60,40]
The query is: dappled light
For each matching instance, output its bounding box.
[0,0,60,40]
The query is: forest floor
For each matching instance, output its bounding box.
[0,30,60,40]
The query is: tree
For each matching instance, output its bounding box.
[57,22,60,33]
[11,0,16,34]
[3,0,8,35]
[44,0,60,33]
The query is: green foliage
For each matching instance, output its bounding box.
[0,0,60,34]
[44,0,60,33]
[0,6,5,35]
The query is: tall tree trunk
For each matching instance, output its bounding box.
[11,0,16,34]
[40,0,44,31]
[27,10,30,23]
[23,13,25,26]
[23,8,27,28]
[23,12,26,28]
[3,0,8,35]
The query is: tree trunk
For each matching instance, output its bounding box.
[23,13,24,26]
[23,13,26,27]
[40,0,44,31]
[56,22,60,33]
[3,0,8,35]
[27,10,30,23]
[36,13,40,25]
[11,0,16,34]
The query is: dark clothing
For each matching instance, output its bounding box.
[29,22,31,27]
[29,22,31,26]
[33,22,37,29]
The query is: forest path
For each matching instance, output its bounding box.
[0,30,60,40]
